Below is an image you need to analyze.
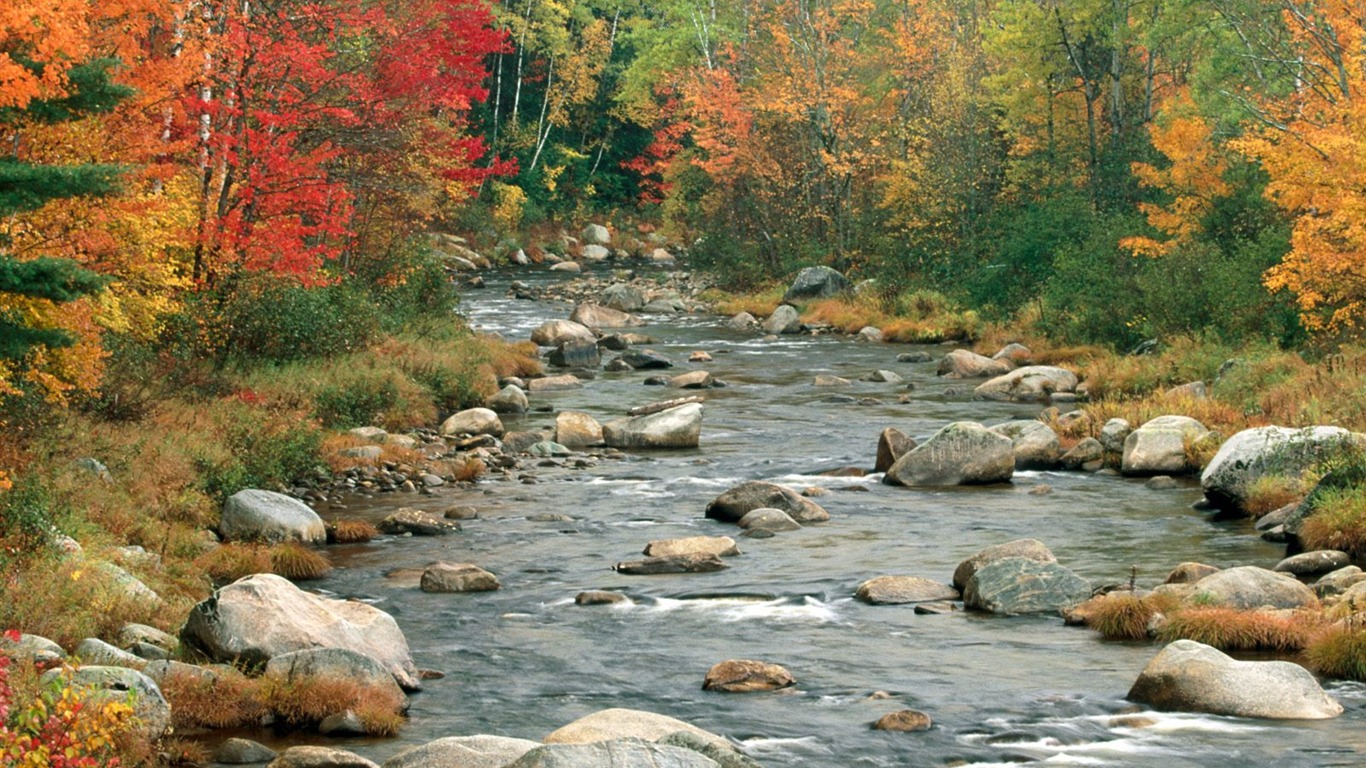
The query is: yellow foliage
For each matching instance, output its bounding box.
[1124,97,1231,257]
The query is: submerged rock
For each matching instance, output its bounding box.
[1128,640,1342,719]
[705,481,830,524]
[544,708,731,751]
[855,576,959,605]
[381,735,542,768]
[614,553,726,575]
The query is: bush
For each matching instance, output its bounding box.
[194,401,322,502]
[159,665,267,730]
[1306,625,1366,681]
[1300,486,1366,558]
[203,275,381,364]
[314,376,400,429]
[0,475,57,555]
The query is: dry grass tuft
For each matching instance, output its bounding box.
[1299,486,1366,558]
[160,736,211,766]
[160,666,268,730]
[1242,475,1308,519]
[198,543,273,585]
[1086,593,1178,640]
[702,285,785,318]
[1158,607,1322,652]
[264,675,406,735]
[453,457,486,483]
[329,519,378,544]
[269,542,332,580]
[1305,625,1366,680]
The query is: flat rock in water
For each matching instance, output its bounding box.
[669,371,714,389]
[872,710,932,732]
[937,349,1012,379]
[615,553,726,575]
[576,591,629,606]
[897,352,934,363]
[705,481,830,524]
[856,576,960,605]
[702,659,795,692]
[571,303,645,330]
[644,536,739,558]
[266,746,380,768]
[1128,640,1342,719]
[963,557,1091,615]
[556,411,604,448]
[381,735,542,768]
[215,738,278,764]
[529,375,585,392]
[1189,566,1318,610]
[507,739,720,768]
[420,562,501,593]
[544,708,731,751]
[618,349,674,369]
[181,573,420,690]
[736,508,801,532]
[813,374,851,387]
[220,489,326,544]
[861,369,902,383]
[602,403,703,449]
[531,319,596,347]
[1275,550,1351,577]
[884,422,1014,487]
[549,339,602,369]
[628,396,705,417]
[378,508,460,536]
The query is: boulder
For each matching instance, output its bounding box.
[614,554,726,575]
[1314,566,1366,597]
[549,340,602,369]
[40,666,169,740]
[529,375,584,392]
[855,576,959,605]
[1275,550,1351,577]
[504,431,551,454]
[1200,426,1363,511]
[618,349,674,370]
[856,326,884,343]
[181,573,420,690]
[629,396,706,417]
[1164,562,1220,585]
[649,248,676,265]
[727,312,757,331]
[571,304,645,330]
[508,740,719,768]
[577,591,629,606]
[544,708,729,750]
[936,350,1011,379]
[963,558,1092,615]
[952,539,1057,592]
[872,710,933,732]
[531,320,596,347]
[1128,640,1342,719]
[813,374,851,387]
[974,366,1078,403]
[381,735,542,768]
[644,536,740,558]
[1060,438,1105,470]
[1122,415,1211,476]
[582,224,611,245]
[602,284,647,312]
[702,659,795,692]
[761,305,801,335]
[440,407,504,437]
[1,633,65,666]
[736,508,802,532]
[1099,419,1133,455]
[1189,566,1318,610]
[897,351,934,363]
[602,404,703,449]
[669,371,714,389]
[487,385,530,414]
[264,648,405,705]
[705,481,830,524]
[548,261,582,273]
[875,428,917,474]
[378,508,460,536]
[267,747,379,768]
[220,489,326,545]
[556,411,604,448]
[581,244,611,263]
[883,422,1015,486]
[860,370,902,383]
[991,343,1032,365]
[783,266,850,302]
[989,421,1063,470]
[75,637,145,668]
[658,733,761,768]
[421,562,501,593]
[215,738,278,764]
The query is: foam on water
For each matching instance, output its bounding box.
[634,595,844,624]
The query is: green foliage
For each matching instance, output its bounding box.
[1041,212,1147,348]
[0,255,112,362]
[207,276,380,364]
[0,475,56,555]
[194,403,322,502]
[314,376,400,429]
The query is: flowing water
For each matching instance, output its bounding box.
[245,268,1366,767]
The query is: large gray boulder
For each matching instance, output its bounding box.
[884,422,1015,486]
[602,404,703,449]
[705,481,830,524]
[582,224,611,245]
[937,350,1012,379]
[974,366,1078,402]
[1201,426,1363,512]
[1121,415,1210,476]
[264,648,405,705]
[855,576,959,605]
[782,266,850,302]
[549,339,601,369]
[761,305,801,335]
[508,739,719,768]
[1128,640,1342,719]
[40,666,170,740]
[556,411,604,448]
[989,421,1063,470]
[531,319,596,347]
[488,385,530,414]
[1188,566,1318,610]
[220,489,326,544]
[963,557,1091,615]
[382,735,542,768]
[953,539,1057,591]
[181,573,420,690]
[440,407,504,437]
[602,284,647,312]
[544,708,731,751]
[570,303,645,330]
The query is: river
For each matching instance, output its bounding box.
[248,267,1366,767]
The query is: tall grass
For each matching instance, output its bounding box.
[1157,608,1321,652]
[1299,486,1366,558]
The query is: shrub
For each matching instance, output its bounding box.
[328,520,377,544]
[211,276,381,364]
[1305,625,1366,681]
[1158,608,1320,652]
[194,401,322,503]
[0,475,57,555]
[268,543,331,581]
[1241,475,1307,519]
[314,376,400,429]
[1299,486,1366,558]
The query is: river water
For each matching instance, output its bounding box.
[273,268,1365,767]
